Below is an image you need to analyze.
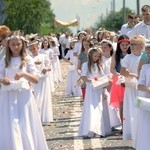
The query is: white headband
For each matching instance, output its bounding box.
[7,35,25,41]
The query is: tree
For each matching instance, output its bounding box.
[94,7,132,32]
[4,0,55,34]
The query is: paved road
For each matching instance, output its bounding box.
[43,61,134,150]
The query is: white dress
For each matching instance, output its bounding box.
[73,57,82,97]
[64,49,77,96]
[121,53,141,140]
[39,48,55,93]
[51,46,63,83]
[31,53,53,123]
[78,62,111,137]
[74,41,82,55]
[73,42,83,96]
[102,56,121,128]
[134,64,150,150]
[0,56,48,150]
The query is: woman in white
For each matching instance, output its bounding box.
[78,47,111,138]
[49,39,63,83]
[39,38,55,93]
[120,35,144,140]
[0,34,48,150]
[28,41,53,123]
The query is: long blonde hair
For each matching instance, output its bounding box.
[87,47,103,74]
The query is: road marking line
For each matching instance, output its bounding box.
[91,138,103,149]
[69,97,84,150]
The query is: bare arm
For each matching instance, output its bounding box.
[73,52,79,57]
[81,76,92,83]
[120,67,138,78]
[63,58,74,65]
[14,71,39,84]
[138,84,150,92]
[110,53,120,75]
[77,59,82,76]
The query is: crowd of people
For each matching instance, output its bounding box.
[0,4,150,150]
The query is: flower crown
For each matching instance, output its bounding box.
[7,30,25,41]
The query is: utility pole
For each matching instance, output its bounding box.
[0,0,7,24]
[111,1,113,12]
[137,0,140,15]
[111,0,115,17]
[113,0,115,13]
[123,0,126,24]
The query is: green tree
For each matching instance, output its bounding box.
[94,7,132,32]
[4,0,55,34]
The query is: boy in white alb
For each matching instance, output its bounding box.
[120,35,144,140]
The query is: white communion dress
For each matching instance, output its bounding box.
[0,56,48,150]
[78,62,111,137]
[32,53,53,123]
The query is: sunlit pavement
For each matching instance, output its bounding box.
[43,61,134,150]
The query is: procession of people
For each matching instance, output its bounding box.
[0,4,150,150]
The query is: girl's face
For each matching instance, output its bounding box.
[9,38,23,57]
[101,43,112,56]
[79,34,85,41]
[103,33,111,40]
[119,42,130,53]
[29,44,39,56]
[43,41,49,48]
[70,42,75,49]
[92,51,100,62]
[83,41,90,51]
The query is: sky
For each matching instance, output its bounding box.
[50,0,150,34]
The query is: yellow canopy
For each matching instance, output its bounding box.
[54,19,78,27]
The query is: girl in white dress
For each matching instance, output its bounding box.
[78,47,111,138]
[64,40,77,96]
[101,39,121,129]
[50,39,63,83]
[74,31,86,57]
[120,35,144,140]
[28,41,53,123]
[134,64,150,150]
[73,31,87,97]
[39,39,55,92]
[0,35,48,150]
